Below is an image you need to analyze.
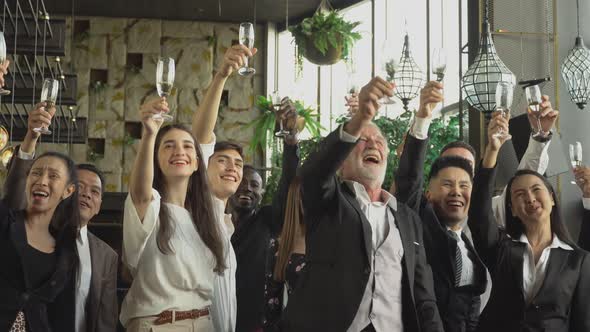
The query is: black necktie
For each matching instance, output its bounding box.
[448,230,463,286]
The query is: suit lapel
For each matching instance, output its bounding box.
[86,234,102,332]
[393,208,415,287]
[510,243,526,298]
[342,185,373,261]
[534,248,570,301]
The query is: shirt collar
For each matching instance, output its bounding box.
[78,225,88,245]
[344,180,397,211]
[516,233,574,251]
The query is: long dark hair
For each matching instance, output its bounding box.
[153,124,226,272]
[505,169,576,247]
[28,152,81,272]
[274,178,305,282]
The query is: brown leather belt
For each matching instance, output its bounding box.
[153,308,210,325]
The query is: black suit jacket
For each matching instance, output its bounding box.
[395,134,487,332]
[0,202,76,332]
[232,143,299,332]
[3,148,119,332]
[281,127,443,332]
[469,164,590,332]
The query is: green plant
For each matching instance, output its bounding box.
[248,95,324,152]
[289,11,361,71]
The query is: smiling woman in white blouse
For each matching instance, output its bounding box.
[120,97,226,332]
[468,114,590,332]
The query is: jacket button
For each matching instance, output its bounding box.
[50,280,57,286]
[364,267,370,275]
[21,293,29,302]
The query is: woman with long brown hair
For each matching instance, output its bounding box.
[264,178,306,330]
[121,98,225,331]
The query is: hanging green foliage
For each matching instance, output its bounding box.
[260,112,466,205]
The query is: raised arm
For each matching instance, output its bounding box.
[519,95,557,173]
[129,98,167,221]
[492,97,558,226]
[192,45,257,144]
[269,99,300,235]
[468,112,510,270]
[299,77,393,213]
[3,103,54,209]
[394,81,442,211]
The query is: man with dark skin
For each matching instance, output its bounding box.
[228,99,301,332]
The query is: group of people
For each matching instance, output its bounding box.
[1,43,590,332]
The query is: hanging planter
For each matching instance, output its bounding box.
[289,7,361,70]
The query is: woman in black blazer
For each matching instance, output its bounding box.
[469,115,590,332]
[0,151,80,332]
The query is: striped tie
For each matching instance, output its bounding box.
[448,230,463,286]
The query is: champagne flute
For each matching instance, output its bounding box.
[345,74,359,119]
[238,22,256,76]
[33,78,59,135]
[0,32,11,96]
[431,48,447,82]
[154,57,174,121]
[570,141,583,184]
[493,81,513,139]
[525,85,546,138]
[272,92,289,138]
[378,58,397,105]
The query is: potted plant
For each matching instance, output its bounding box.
[289,10,361,68]
[249,95,324,152]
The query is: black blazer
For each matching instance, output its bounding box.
[280,128,443,332]
[3,147,119,332]
[232,143,300,332]
[469,164,590,332]
[0,201,76,332]
[395,134,487,332]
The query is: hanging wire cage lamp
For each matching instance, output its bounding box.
[461,0,515,116]
[394,33,424,112]
[561,0,590,110]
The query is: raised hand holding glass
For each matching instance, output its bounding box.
[493,81,513,139]
[33,78,59,135]
[0,32,10,96]
[154,57,174,121]
[238,22,256,76]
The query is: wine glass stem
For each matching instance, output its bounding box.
[243,56,249,68]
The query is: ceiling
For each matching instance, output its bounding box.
[43,0,364,26]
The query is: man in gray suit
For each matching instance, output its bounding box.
[3,103,118,332]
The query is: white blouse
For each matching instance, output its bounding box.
[119,189,217,327]
[517,233,573,304]
[200,139,238,332]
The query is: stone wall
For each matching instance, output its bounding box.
[14,17,265,192]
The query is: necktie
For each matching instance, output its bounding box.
[448,230,463,286]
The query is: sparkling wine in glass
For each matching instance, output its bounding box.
[525,85,546,138]
[33,78,59,135]
[570,141,583,184]
[272,92,289,138]
[431,48,447,82]
[493,81,513,139]
[0,32,10,96]
[238,22,256,76]
[155,57,174,121]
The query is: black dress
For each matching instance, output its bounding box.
[263,237,306,330]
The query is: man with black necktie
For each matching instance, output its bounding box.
[394,81,486,332]
[281,77,443,332]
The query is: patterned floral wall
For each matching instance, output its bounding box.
[28,17,265,192]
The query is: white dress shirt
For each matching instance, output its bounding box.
[516,234,573,304]
[75,225,92,332]
[201,139,238,332]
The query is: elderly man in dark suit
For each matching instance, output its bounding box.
[3,103,118,332]
[281,77,443,332]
